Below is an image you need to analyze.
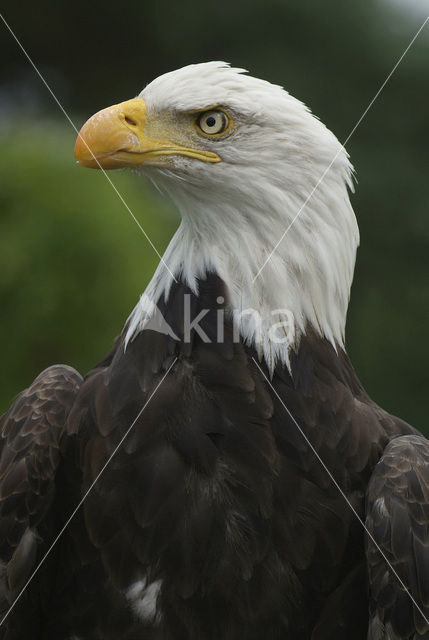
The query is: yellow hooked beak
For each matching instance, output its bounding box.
[74,98,220,169]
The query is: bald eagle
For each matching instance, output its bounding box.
[1,62,428,640]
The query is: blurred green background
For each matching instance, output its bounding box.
[0,0,428,432]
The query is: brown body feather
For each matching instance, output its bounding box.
[0,275,426,639]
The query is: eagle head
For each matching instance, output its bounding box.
[75,62,359,371]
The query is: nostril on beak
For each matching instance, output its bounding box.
[125,115,137,126]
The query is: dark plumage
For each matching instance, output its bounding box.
[1,276,428,639]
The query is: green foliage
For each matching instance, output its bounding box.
[0,124,176,409]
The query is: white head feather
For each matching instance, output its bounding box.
[126,61,359,372]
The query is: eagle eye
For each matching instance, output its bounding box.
[195,110,231,137]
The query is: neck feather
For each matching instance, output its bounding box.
[125,170,359,373]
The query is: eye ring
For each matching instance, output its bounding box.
[195,109,232,137]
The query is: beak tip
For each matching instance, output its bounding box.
[74,133,94,167]
[74,98,147,170]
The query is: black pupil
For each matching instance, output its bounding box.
[206,116,217,128]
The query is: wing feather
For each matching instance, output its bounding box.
[0,364,82,635]
[366,434,429,639]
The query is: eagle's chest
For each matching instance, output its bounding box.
[115,435,367,639]
[82,351,369,638]
[79,286,380,637]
